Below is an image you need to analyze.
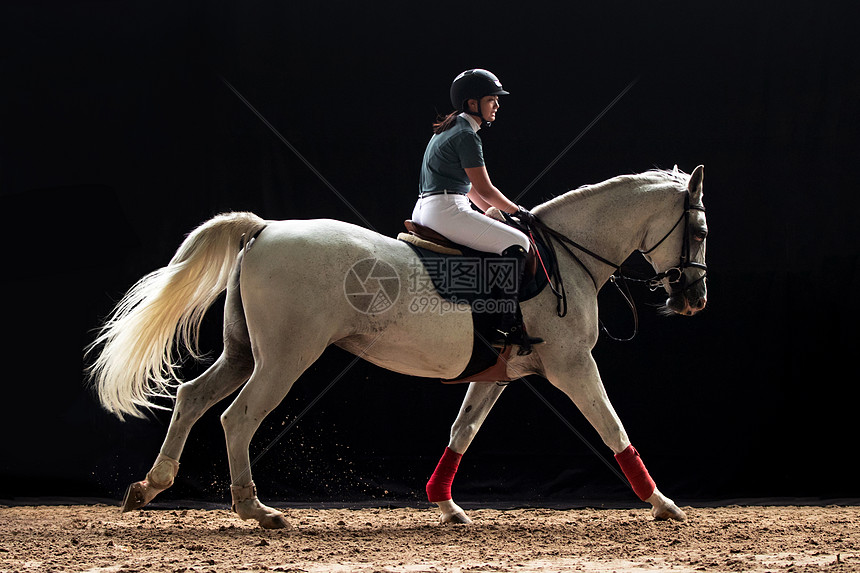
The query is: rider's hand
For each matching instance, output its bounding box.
[513,206,536,226]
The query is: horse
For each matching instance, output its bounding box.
[86,166,708,529]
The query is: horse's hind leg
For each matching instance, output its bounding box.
[122,259,254,512]
[544,352,686,521]
[428,381,507,524]
[219,335,330,529]
[121,353,253,511]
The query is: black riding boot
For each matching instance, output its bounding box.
[492,245,544,353]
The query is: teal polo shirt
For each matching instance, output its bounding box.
[418,115,484,196]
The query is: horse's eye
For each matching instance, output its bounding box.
[694,230,707,242]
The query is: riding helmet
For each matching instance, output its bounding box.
[450,69,509,111]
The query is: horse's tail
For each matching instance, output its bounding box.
[86,211,268,420]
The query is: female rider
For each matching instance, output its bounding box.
[411,69,542,349]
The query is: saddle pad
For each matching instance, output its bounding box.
[397,232,462,255]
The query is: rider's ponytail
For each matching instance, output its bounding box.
[432,111,459,134]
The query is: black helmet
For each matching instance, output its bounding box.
[449,69,509,112]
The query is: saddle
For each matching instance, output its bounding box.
[400,220,539,284]
[397,219,549,385]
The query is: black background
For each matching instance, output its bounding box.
[1,1,858,508]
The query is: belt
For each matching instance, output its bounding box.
[418,190,468,199]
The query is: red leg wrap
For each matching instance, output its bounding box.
[615,445,656,501]
[426,447,462,502]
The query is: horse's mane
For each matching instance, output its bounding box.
[534,168,689,214]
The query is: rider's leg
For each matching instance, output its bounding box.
[491,245,543,350]
[412,194,530,255]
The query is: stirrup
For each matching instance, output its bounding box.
[494,326,544,356]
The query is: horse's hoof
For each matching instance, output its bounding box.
[440,511,472,525]
[259,512,291,530]
[652,501,687,522]
[233,498,292,529]
[120,455,178,512]
[121,481,148,512]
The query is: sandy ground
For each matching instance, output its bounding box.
[1,503,858,572]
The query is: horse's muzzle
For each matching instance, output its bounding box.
[666,291,707,316]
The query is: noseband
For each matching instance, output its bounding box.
[524,190,707,340]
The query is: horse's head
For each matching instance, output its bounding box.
[642,165,708,316]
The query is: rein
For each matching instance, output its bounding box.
[518,192,707,341]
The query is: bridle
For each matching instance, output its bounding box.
[638,191,708,294]
[521,190,707,341]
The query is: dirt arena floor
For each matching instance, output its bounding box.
[1,502,858,572]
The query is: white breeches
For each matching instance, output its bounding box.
[411,193,530,255]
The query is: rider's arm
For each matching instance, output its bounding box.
[464,165,518,214]
[466,188,491,212]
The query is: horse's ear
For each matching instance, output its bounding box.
[688,165,704,201]
[672,164,679,173]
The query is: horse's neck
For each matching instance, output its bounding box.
[535,175,680,286]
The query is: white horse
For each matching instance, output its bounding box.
[87,166,707,529]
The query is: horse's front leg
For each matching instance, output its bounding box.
[545,352,686,521]
[428,381,507,524]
